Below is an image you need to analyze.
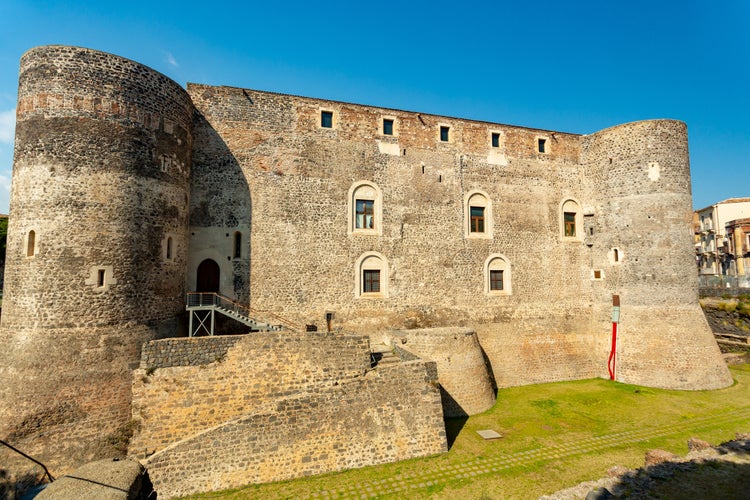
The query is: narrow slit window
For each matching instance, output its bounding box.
[383,118,394,135]
[233,232,242,259]
[27,230,35,257]
[614,249,619,262]
[440,126,450,142]
[470,206,485,233]
[166,237,173,260]
[97,269,106,288]
[538,138,546,153]
[321,111,333,128]
[363,269,380,293]
[491,132,500,148]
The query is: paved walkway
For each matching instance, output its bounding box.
[294,406,750,499]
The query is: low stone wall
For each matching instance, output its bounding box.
[389,327,496,417]
[129,332,371,458]
[476,321,602,389]
[36,458,151,499]
[145,361,447,498]
[140,336,243,368]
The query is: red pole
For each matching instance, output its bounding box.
[608,295,620,381]
[608,321,617,380]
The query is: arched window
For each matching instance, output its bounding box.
[465,190,493,239]
[26,230,36,257]
[560,199,583,241]
[163,233,176,262]
[348,182,383,235]
[485,254,511,295]
[355,252,389,298]
[609,247,624,265]
[233,232,242,259]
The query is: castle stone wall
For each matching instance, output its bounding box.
[140,335,243,368]
[581,120,732,389]
[390,327,496,416]
[187,84,731,392]
[129,332,371,457]
[186,84,593,337]
[0,46,734,488]
[0,46,194,473]
[144,361,447,499]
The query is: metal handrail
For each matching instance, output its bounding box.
[186,292,302,332]
[0,439,54,483]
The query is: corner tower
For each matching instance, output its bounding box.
[0,46,193,471]
[582,120,731,390]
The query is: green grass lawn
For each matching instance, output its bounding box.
[183,365,750,499]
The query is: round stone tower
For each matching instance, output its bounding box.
[0,46,193,472]
[582,120,731,390]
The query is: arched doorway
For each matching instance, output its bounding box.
[196,259,220,293]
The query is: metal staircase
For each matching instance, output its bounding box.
[186,293,300,336]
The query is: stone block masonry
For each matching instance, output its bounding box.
[130,332,371,458]
[0,45,193,476]
[145,361,447,499]
[390,327,496,417]
[140,335,243,368]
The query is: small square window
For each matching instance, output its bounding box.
[538,138,546,153]
[593,269,602,280]
[440,126,450,142]
[490,270,504,291]
[363,269,381,293]
[383,118,394,135]
[491,132,500,148]
[321,111,333,128]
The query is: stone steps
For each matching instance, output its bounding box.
[371,344,400,368]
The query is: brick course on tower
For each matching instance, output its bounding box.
[0,46,732,486]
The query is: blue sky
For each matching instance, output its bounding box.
[0,1,747,213]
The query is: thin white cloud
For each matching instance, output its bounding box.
[0,108,15,144]
[0,172,11,214]
[164,52,179,69]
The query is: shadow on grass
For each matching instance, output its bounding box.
[600,439,750,499]
[444,417,468,450]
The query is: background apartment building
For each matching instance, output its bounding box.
[696,198,750,276]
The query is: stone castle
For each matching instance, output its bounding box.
[0,46,732,497]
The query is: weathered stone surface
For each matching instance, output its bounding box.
[0,46,193,475]
[645,449,677,467]
[390,327,496,417]
[130,332,371,457]
[144,360,446,498]
[36,458,150,499]
[0,45,733,484]
[688,437,712,452]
